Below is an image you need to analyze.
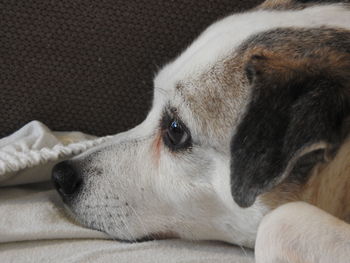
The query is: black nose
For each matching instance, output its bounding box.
[52,161,82,196]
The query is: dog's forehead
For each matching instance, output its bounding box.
[153,4,349,149]
[155,3,348,89]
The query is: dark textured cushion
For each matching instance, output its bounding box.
[1,0,261,137]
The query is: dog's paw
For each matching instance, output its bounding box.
[255,201,350,263]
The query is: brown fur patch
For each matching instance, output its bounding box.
[244,46,350,85]
[258,0,303,10]
[260,182,303,209]
[301,138,350,221]
[238,27,350,59]
[177,54,250,150]
[257,0,347,11]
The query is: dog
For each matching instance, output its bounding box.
[52,0,350,262]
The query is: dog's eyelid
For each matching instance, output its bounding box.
[161,104,194,134]
[163,110,190,134]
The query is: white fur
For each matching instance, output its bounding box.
[62,1,350,252]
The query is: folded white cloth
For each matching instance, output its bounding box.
[0,121,111,186]
[0,121,254,262]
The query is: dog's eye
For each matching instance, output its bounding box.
[168,121,187,144]
[164,120,191,151]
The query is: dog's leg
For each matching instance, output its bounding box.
[255,202,350,263]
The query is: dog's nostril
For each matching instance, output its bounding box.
[51,160,82,196]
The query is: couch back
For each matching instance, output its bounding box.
[1,0,260,137]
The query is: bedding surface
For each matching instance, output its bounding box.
[0,121,254,262]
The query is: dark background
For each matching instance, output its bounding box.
[0,0,261,137]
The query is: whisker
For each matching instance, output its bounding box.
[129,205,149,240]
[239,245,248,257]
[155,86,168,97]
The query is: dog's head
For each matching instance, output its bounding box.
[52,1,350,247]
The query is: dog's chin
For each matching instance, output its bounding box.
[61,203,90,227]
[62,205,104,232]
[61,204,177,243]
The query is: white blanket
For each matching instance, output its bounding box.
[0,121,254,262]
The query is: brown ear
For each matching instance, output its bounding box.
[230,48,350,208]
